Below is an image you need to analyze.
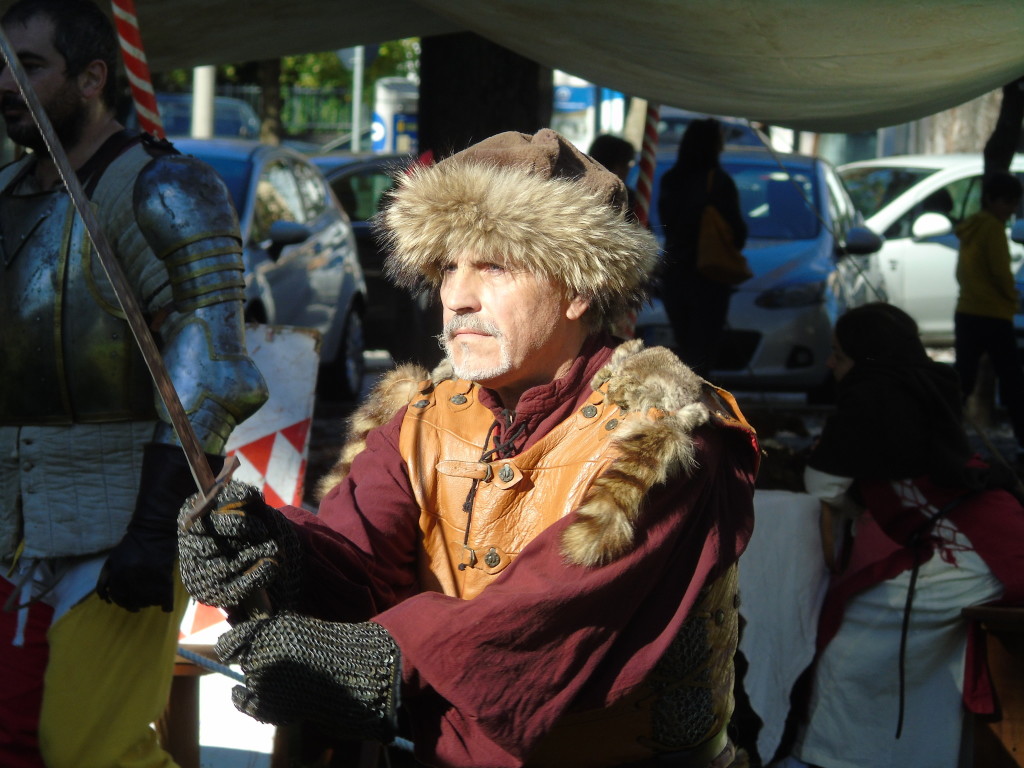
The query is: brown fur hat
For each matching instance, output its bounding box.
[377,128,660,331]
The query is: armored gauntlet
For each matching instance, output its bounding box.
[177,481,301,610]
[216,612,401,742]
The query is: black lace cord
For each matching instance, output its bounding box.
[895,545,922,739]
[457,415,528,570]
[893,490,977,739]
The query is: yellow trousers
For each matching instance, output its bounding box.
[39,574,188,768]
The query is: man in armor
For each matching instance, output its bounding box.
[0,0,268,765]
[178,129,759,767]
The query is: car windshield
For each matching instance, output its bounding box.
[723,162,820,240]
[838,165,938,219]
[187,155,252,215]
[157,95,261,139]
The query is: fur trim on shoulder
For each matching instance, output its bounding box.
[562,340,710,567]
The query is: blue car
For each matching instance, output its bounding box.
[633,147,883,395]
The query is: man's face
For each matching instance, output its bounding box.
[0,15,86,153]
[438,250,589,397]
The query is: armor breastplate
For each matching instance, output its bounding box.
[0,175,155,425]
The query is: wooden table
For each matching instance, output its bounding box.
[962,605,1024,767]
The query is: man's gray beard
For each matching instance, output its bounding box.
[438,315,512,382]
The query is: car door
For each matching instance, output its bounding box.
[293,157,363,361]
[876,175,978,343]
[825,163,886,312]
[250,154,328,333]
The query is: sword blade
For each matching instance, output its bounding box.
[0,27,215,493]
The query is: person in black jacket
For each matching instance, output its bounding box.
[657,118,746,377]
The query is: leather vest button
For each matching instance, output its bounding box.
[412,399,429,408]
[714,609,726,626]
[604,418,619,431]
[484,547,500,568]
[498,464,514,482]
[450,394,468,405]
[582,404,598,418]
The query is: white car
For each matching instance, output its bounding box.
[838,154,1024,345]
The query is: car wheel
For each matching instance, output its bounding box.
[320,307,366,402]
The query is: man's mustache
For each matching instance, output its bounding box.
[442,315,502,340]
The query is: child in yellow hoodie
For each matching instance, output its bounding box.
[954,169,1024,464]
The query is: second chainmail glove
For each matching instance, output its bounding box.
[177,480,302,610]
[216,611,401,743]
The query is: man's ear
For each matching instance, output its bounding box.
[76,59,107,101]
[566,295,590,321]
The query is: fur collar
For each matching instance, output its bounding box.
[315,340,712,566]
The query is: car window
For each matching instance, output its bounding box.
[293,160,331,219]
[724,163,820,240]
[332,167,396,222]
[822,170,843,231]
[252,160,306,243]
[839,166,938,219]
[884,177,976,239]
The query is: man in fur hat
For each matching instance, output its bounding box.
[179,129,759,768]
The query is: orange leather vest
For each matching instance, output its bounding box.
[398,376,628,600]
[397,374,743,767]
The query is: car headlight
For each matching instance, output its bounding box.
[755,280,826,309]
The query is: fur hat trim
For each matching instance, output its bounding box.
[378,130,659,328]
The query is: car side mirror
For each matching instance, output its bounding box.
[266,220,311,261]
[1011,219,1024,245]
[840,225,883,256]
[911,212,953,241]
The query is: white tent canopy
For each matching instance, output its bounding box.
[134,0,1024,132]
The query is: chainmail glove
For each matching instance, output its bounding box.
[177,480,301,611]
[215,611,401,742]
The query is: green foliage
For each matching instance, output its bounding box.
[282,52,350,89]
[157,39,420,94]
[150,39,420,140]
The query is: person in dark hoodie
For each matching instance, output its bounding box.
[788,302,1024,768]
[953,170,1024,467]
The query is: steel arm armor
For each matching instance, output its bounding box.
[134,154,268,453]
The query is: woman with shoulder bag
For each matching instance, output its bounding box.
[657,118,748,378]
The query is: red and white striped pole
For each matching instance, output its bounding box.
[633,102,660,228]
[612,102,660,340]
[110,0,164,138]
